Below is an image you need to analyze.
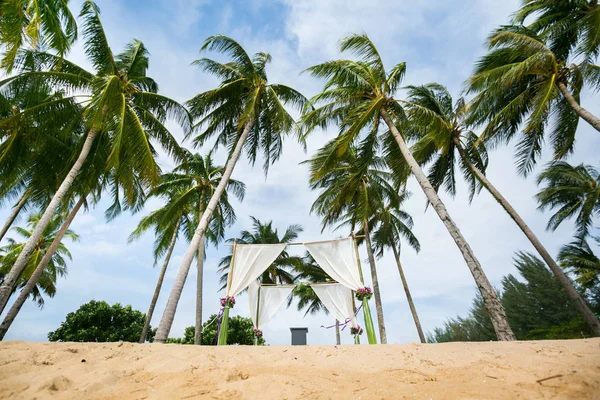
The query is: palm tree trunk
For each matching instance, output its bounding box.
[380,107,515,341]
[363,219,387,344]
[0,192,28,242]
[139,217,181,343]
[455,139,600,336]
[391,245,426,343]
[335,319,341,345]
[557,81,600,133]
[194,235,206,345]
[0,196,85,340]
[0,128,99,316]
[154,119,255,343]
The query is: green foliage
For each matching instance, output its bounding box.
[0,0,77,71]
[187,35,308,174]
[0,213,77,307]
[429,252,599,342]
[48,300,154,342]
[536,161,600,240]
[466,25,584,176]
[558,238,600,289]
[128,151,245,262]
[168,314,264,345]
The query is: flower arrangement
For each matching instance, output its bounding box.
[220,295,235,308]
[355,287,373,301]
[350,325,363,336]
[253,328,263,338]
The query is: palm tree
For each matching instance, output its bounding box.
[218,217,304,287]
[154,35,308,343]
[370,192,424,343]
[0,0,77,71]
[130,152,244,344]
[513,0,600,61]
[409,84,600,336]
[0,0,189,315]
[0,197,84,340]
[0,212,78,338]
[536,162,599,240]
[467,26,600,176]
[558,239,600,289]
[303,34,515,341]
[307,140,399,343]
[0,78,82,242]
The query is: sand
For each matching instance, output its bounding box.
[1,339,599,399]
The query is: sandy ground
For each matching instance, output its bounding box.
[0,339,599,399]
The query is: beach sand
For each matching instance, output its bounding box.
[1,338,599,399]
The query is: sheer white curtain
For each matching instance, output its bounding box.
[227,244,287,296]
[311,283,357,328]
[304,238,363,290]
[248,281,295,330]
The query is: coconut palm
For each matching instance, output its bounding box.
[218,217,304,287]
[410,83,600,336]
[154,35,308,343]
[303,34,515,341]
[0,197,84,340]
[0,1,189,315]
[467,26,600,176]
[536,161,599,240]
[130,152,244,344]
[0,212,77,339]
[513,0,600,60]
[307,140,399,343]
[0,78,82,241]
[369,192,424,342]
[0,0,77,71]
[558,238,600,289]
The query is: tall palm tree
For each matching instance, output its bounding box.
[154,35,308,343]
[0,0,189,315]
[558,238,600,289]
[0,212,77,322]
[513,0,600,61]
[467,26,600,176]
[0,0,77,71]
[303,34,515,341]
[218,217,304,287]
[307,140,398,343]
[0,77,82,242]
[0,197,84,340]
[410,83,600,336]
[536,162,599,240]
[131,152,244,344]
[370,192,424,343]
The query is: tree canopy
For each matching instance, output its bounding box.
[48,300,154,343]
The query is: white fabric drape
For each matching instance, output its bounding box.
[304,238,363,290]
[248,281,295,330]
[227,244,287,296]
[311,283,357,328]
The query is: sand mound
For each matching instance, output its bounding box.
[1,339,598,399]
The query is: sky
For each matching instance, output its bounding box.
[2,0,599,346]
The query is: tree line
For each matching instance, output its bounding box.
[0,0,598,343]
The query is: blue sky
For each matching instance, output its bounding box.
[2,0,599,345]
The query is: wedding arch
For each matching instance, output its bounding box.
[216,236,378,345]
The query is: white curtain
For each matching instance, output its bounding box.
[248,281,295,330]
[311,283,357,328]
[227,244,287,296]
[304,238,363,290]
